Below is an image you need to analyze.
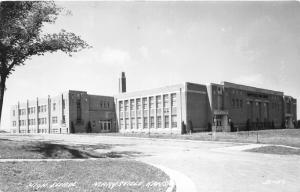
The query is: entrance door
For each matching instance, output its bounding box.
[213,115,229,132]
[286,117,294,129]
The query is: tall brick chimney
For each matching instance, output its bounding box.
[119,72,126,93]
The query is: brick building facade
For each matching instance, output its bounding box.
[10,90,116,134]
[209,82,297,132]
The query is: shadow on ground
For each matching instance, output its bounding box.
[26,142,146,159]
[0,136,148,159]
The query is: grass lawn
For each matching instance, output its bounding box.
[0,139,143,159]
[0,139,169,192]
[246,145,300,156]
[0,160,169,192]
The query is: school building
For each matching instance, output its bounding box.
[10,72,297,134]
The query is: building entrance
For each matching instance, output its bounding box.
[285,116,294,129]
[212,110,230,132]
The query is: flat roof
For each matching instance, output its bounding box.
[222,81,284,96]
[115,83,185,99]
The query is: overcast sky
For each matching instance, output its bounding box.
[2,1,300,130]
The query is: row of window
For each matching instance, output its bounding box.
[232,99,243,108]
[38,105,47,113]
[120,107,177,118]
[13,128,68,134]
[15,105,48,116]
[28,107,36,114]
[13,117,58,127]
[17,129,48,134]
[119,94,177,112]
[98,101,110,109]
[232,99,282,112]
[92,120,111,130]
[120,115,177,129]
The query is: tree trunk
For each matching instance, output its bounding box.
[0,75,7,126]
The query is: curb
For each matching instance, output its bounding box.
[148,163,197,192]
[166,178,176,192]
[146,163,176,192]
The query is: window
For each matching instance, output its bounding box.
[120,119,124,129]
[150,117,154,128]
[143,117,148,128]
[108,122,111,130]
[142,98,148,110]
[157,116,161,128]
[164,116,169,128]
[38,105,47,113]
[52,116,58,124]
[131,118,135,129]
[232,99,235,107]
[38,118,47,125]
[124,100,129,111]
[130,99,135,111]
[136,99,141,110]
[125,118,129,129]
[53,103,56,111]
[13,110,15,116]
[12,121,16,127]
[156,96,162,108]
[171,94,176,107]
[171,115,177,128]
[149,97,154,109]
[76,100,81,122]
[137,117,142,129]
[119,101,124,111]
[163,95,169,108]
[164,108,169,115]
[19,109,26,115]
[236,99,239,108]
[104,122,107,130]
[240,100,243,108]
[28,107,34,114]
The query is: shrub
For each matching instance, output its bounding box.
[271,121,275,129]
[246,119,250,131]
[207,122,212,131]
[187,120,193,133]
[86,121,92,133]
[70,122,75,133]
[230,121,235,132]
[181,121,186,134]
